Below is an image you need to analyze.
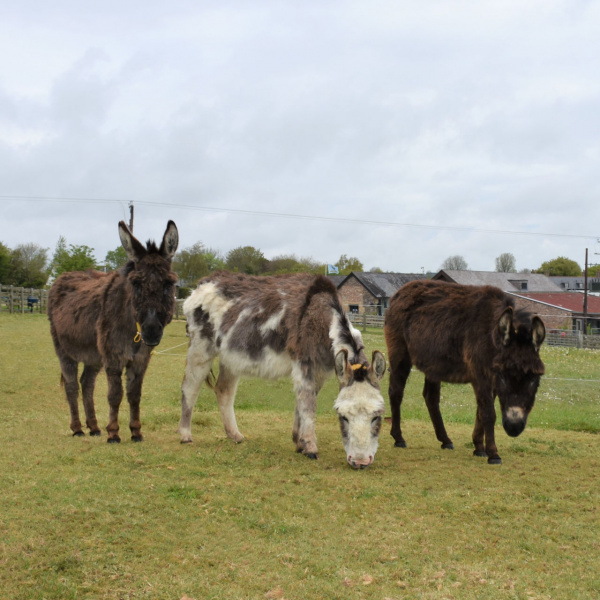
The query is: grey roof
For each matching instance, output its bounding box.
[433,270,562,293]
[327,275,346,288]
[550,276,600,290]
[338,272,427,298]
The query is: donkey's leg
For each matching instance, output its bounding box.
[125,352,152,442]
[291,362,319,459]
[80,364,102,436]
[388,356,411,448]
[59,356,83,436]
[422,378,454,450]
[179,344,214,443]
[214,364,244,443]
[105,366,124,443]
[293,370,326,446]
[472,383,501,464]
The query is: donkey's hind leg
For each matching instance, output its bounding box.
[179,350,214,443]
[214,364,244,443]
[58,356,83,436]
[388,355,411,448]
[80,364,101,436]
[423,378,454,450]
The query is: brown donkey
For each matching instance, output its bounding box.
[48,221,178,442]
[384,279,545,464]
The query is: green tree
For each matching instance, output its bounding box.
[8,243,49,287]
[226,246,267,275]
[49,237,97,279]
[0,242,11,283]
[104,246,128,271]
[441,255,468,270]
[495,252,516,273]
[173,242,210,286]
[534,257,581,276]
[335,254,364,275]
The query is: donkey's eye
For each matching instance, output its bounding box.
[340,416,349,423]
[371,416,381,425]
[163,285,173,296]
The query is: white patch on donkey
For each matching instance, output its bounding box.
[178,272,386,468]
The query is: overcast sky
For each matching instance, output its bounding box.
[1,0,599,274]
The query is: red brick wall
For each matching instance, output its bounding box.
[338,279,378,314]
[511,296,572,330]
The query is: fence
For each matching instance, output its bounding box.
[0,285,48,314]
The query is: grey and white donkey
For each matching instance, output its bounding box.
[178,272,386,468]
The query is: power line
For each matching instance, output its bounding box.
[1,194,597,241]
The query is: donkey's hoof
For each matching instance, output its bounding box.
[304,452,318,460]
[89,430,101,437]
[72,431,85,437]
[394,441,407,448]
[441,442,454,450]
[131,435,143,443]
[180,439,193,444]
[488,456,502,465]
[473,450,487,457]
[107,437,121,444]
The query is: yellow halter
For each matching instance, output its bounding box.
[134,322,142,343]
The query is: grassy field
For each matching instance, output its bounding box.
[1,313,599,599]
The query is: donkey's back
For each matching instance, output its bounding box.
[48,269,113,365]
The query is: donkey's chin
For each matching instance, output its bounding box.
[142,337,163,347]
[502,418,527,437]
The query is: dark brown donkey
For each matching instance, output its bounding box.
[384,279,546,464]
[48,221,178,442]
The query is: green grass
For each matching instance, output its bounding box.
[1,313,600,599]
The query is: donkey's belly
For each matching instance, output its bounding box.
[221,347,292,380]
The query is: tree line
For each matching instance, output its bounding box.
[0,237,365,294]
[0,237,588,292]
[441,252,586,277]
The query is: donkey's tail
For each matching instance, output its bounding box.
[205,369,216,389]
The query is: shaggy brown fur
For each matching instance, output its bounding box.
[384,279,545,464]
[48,221,178,442]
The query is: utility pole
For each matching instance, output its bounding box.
[584,248,588,334]
[128,201,134,232]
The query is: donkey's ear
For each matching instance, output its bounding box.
[532,316,546,350]
[118,221,146,262]
[370,350,386,381]
[497,306,513,346]
[334,349,351,385]
[159,220,179,261]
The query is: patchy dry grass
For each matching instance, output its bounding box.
[1,314,599,599]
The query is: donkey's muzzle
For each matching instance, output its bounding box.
[502,406,527,437]
[141,314,164,347]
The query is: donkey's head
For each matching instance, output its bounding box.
[333,349,387,469]
[119,220,179,347]
[494,307,546,437]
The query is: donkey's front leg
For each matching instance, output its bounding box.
[292,363,318,459]
[106,367,124,443]
[472,385,501,464]
[126,353,151,442]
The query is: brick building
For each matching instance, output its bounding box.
[330,272,426,315]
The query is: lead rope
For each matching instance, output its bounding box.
[134,322,142,343]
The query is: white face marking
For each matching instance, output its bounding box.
[506,406,525,422]
[334,382,385,468]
